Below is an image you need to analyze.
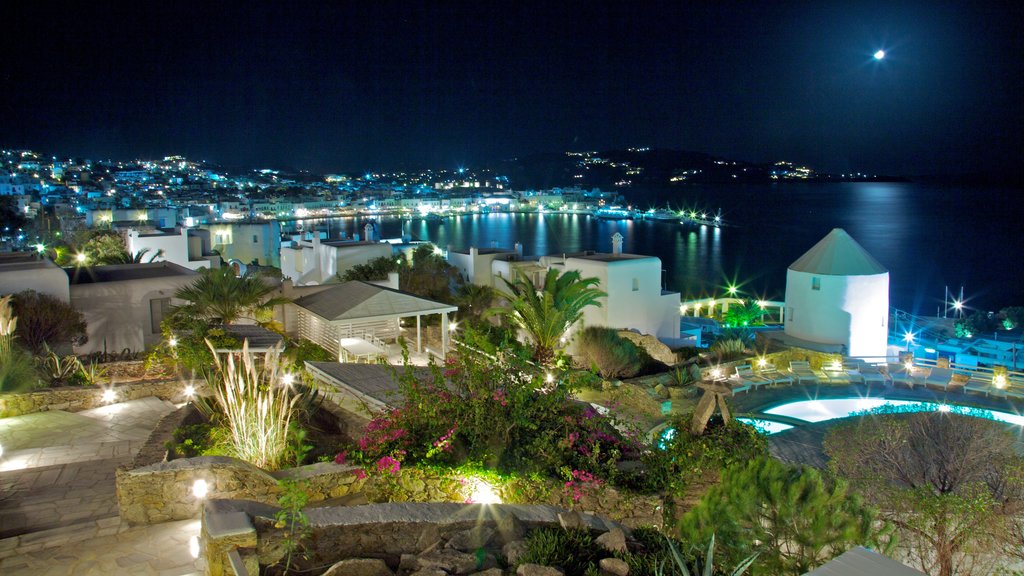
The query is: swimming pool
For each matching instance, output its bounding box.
[764,398,1024,427]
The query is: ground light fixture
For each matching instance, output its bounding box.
[468,478,501,504]
[192,479,209,499]
[183,384,195,398]
[281,373,295,387]
[102,389,116,403]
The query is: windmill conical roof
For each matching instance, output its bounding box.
[788,228,887,276]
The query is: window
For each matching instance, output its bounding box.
[150,298,171,334]
[811,277,821,291]
[632,278,639,291]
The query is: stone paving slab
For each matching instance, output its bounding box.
[0,519,201,575]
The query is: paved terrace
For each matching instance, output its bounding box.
[0,397,201,575]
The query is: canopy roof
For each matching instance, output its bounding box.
[291,281,457,323]
[789,228,887,276]
[803,547,924,576]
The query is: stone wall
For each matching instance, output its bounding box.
[117,455,664,530]
[0,377,194,418]
[202,500,628,576]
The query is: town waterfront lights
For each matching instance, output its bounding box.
[192,479,209,499]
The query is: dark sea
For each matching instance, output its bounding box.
[296,182,1023,316]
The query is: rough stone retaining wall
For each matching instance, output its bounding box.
[0,377,193,418]
[117,455,664,530]
[202,500,626,576]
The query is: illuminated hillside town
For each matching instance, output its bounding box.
[2,1,1023,575]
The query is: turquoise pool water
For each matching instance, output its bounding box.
[661,398,1024,441]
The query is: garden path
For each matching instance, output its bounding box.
[0,397,202,575]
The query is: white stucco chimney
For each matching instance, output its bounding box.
[612,232,623,255]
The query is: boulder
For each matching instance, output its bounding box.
[322,558,394,576]
[557,510,585,530]
[517,565,564,576]
[599,557,630,576]
[446,526,495,551]
[618,331,675,366]
[502,539,529,565]
[595,527,627,554]
[418,548,481,575]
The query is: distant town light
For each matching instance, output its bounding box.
[874,49,886,60]
[952,300,963,311]
[937,404,951,413]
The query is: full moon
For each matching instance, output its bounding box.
[874,49,886,60]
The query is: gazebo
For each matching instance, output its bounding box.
[291,281,458,361]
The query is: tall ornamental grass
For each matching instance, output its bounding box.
[0,295,39,392]
[206,340,298,470]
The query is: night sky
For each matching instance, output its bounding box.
[2,1,1021,177]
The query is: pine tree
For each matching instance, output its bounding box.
[677,457,892,575]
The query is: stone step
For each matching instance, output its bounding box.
[0,515,125,560]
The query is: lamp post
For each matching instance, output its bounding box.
[904,331,915,352]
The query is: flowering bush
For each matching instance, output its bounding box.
[338,343,652,491]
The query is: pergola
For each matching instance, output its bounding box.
[291,281,458,360]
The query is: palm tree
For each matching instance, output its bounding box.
[486,268,605,365]
[455,283,498,321]
[171,267,291,327]
[125,247,164,263]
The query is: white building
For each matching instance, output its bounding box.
[0,253,71,302]
[447,244,523,286]
[67,262,198,354]
[784,228,889,359]
[541,233,680,340]
[280,233,393,286]
[127,228,221,271]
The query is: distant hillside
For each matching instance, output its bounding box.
[487,148,901,190]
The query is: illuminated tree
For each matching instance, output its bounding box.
[487,268,605,365]
[677,457,889,575]
[171,267,290,327]
[825,409,1024,576]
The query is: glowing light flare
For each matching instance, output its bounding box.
[102,389,116,403]
[903,332,915,344]
[189,535,201,559]
[757,357,767,368]
[75,253,87,263]
[281,373,295,387]
[184,384,195,397]
[874,49,886,60]
[192,479,209,499]
[467,478,501,504]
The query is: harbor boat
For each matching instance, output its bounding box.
[593,206,634,220]
[642,207,681,222]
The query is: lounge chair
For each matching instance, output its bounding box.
[789,361,822,385]
[822,361,855,385]
[733,364,772,391]
[887,363,918,388]
[849,360,888,386]
[923,367,955,390]
[759,362,793,386]
[964,375,995,396]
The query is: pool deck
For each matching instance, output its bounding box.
[730,382,1024,469]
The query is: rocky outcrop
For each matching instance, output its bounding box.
[617,331,676,366]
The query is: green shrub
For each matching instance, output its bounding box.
[518,527,602,575]
[169,423,217,458]
[641,414,768,494]
[708,338,746,362]
[576,326,643,379]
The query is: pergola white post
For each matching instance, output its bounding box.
[441,313,449,356]
[416,314,422,353]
